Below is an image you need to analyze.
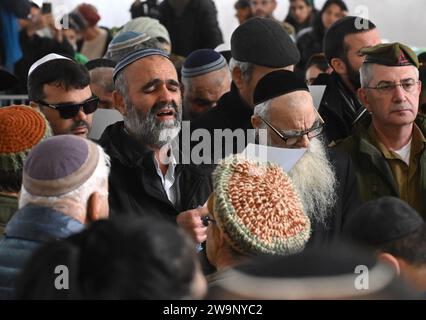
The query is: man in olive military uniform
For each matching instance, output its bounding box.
[337,42,426,216]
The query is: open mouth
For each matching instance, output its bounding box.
[156,108,175,120]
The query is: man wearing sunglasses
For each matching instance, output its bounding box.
[338,43,426,217]
[27,54,97,138]
[251,70,361,246]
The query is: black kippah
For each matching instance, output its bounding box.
[343,197,424,246]
[253,70,309,106]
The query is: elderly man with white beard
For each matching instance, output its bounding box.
[99,49,213,224]
[250,70,361,245]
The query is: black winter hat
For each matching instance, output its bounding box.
[231,17,300,68]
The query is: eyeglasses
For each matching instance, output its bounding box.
[36,96,99,119]
[201,216,216,227]
[259,110,325,147]
[365,79,420,94]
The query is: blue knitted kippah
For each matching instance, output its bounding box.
[113,48,169,82]
[181,49,227,78]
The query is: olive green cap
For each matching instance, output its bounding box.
[361,42,419,68]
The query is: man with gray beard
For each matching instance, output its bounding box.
[98,49,213,224]
[251,70,361,245]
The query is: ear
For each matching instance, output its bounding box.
[378,252,401,275]
[358,87,371,111]
[232,66,244,91]
[330,57,347,75]
[86,192,106,223]
[112,90,127,116]
[30,101,42,112]
[272,0,277,11]
[251,115,262,129]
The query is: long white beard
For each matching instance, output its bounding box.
[288,138,337,225]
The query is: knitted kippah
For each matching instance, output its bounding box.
[181,49,227,78]
[23,135,100,197]
[113,48,170,82]
[0,105,51,172]
[107,31,151,54]
[120,17,171,45]
[212,155,311,256]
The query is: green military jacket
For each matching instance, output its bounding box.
[336,114,426,216]
[0,193,18,236]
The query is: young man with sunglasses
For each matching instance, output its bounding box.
[28,54,98,138]
[251,70,361,246]
[338,43,426,217]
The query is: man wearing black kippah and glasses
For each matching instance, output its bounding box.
[28,54,97,138]
[251,69,361,246]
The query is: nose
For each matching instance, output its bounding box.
[74,108,87,121]
[158,84,176,103]
[296,135,310,148]
[392,84,407,103]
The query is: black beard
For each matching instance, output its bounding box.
[343,57,361,90]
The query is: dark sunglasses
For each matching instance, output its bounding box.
[36,96,99,119]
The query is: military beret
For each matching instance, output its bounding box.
[343,197,424,246]
[361,42,419,68]
[253,70,309,106]
[231,17,300,68]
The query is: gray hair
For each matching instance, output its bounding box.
[89,67,115,93]
[114,69,133,111]
[19,145,110,209]
[229,57,254,83]
[253,99,271,122]
[360,63,420,88]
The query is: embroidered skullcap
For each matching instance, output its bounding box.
[211,155,311,256]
